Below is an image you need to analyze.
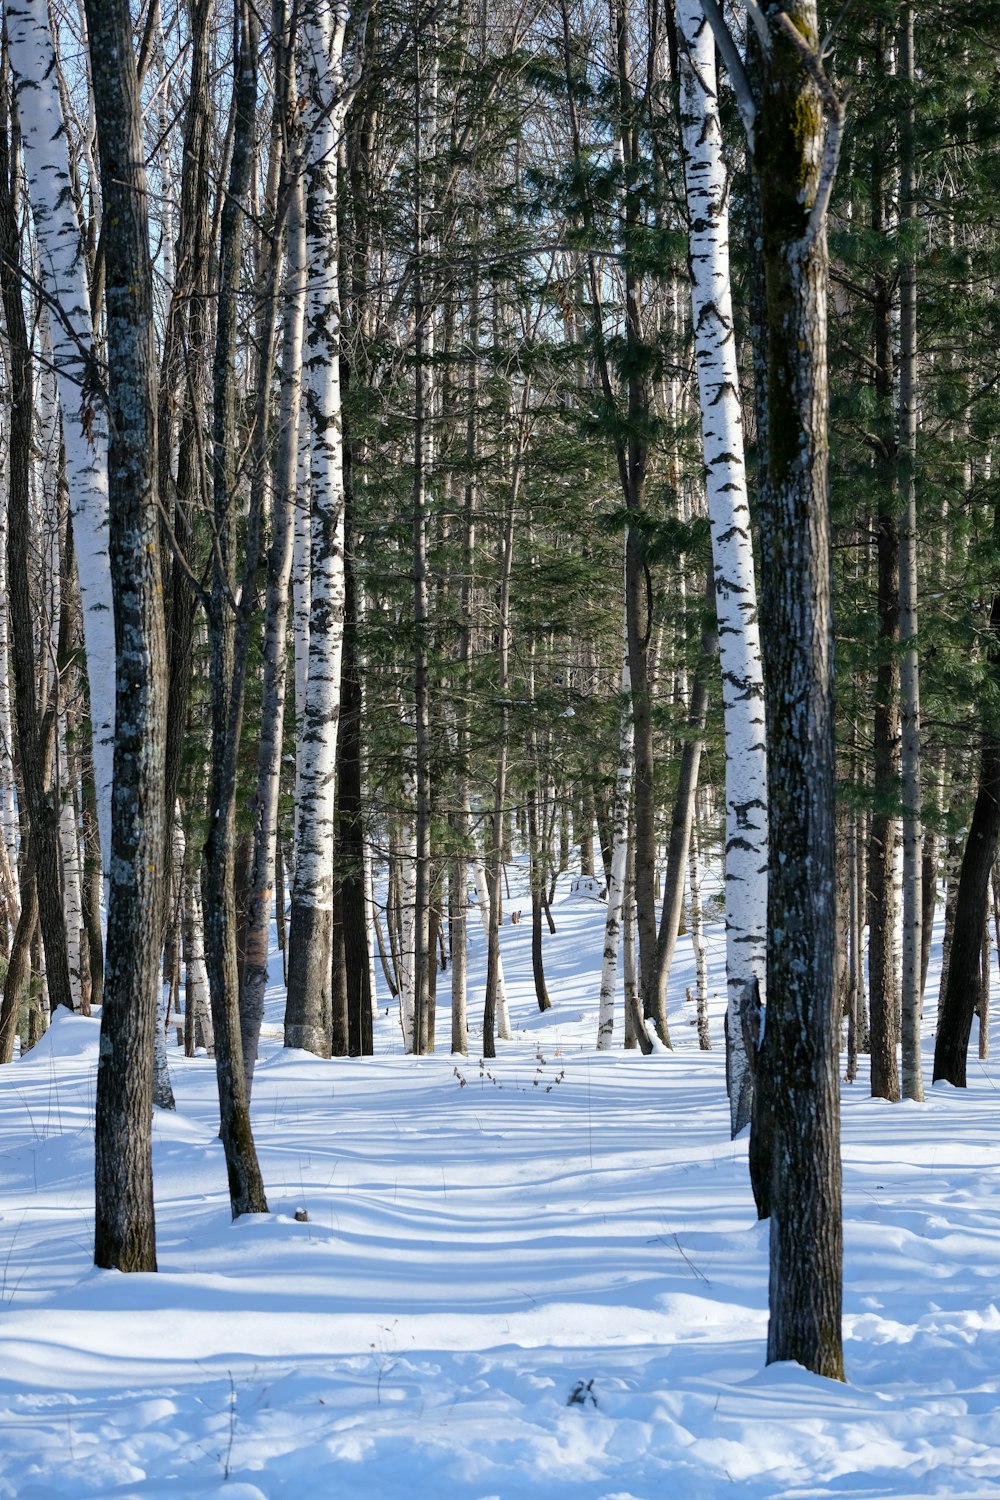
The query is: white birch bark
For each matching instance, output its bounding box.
[398,811,417,1052]
[153,969,175,1108]
[688,799,711,1050]
[678,0,767,1133]
[284,0,353,1053]
[0,448,20,930]
[183,871,214,1057]
[364,837,379,1013]
[292,422,312,842]
[7,0,116,881]
[57,717,83,1010]
[152,17,176,304]
[597,655,633,1049]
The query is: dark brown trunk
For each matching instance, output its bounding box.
[751,4,844,1379]
[0,96,73,1021]
[86,0,170,1270]
[934,587,1000,1088]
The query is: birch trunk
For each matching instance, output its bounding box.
[0,472,18,935]
[688,805,711,1051]
[678,0,767,1132]
[56,716,83,1011]
[285,0,353,1056]
[703,0,845,1377]
[183,871,214,1058]
[397,810,417,1052]
[596,654,633,1049]
[450,267,479,1057]
[7,0,116,883]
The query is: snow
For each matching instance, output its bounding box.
[1,868,999,1497]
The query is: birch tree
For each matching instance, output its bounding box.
[285,0,363,1056]
[7,0,116,885]
[700,0,845,1380]
[596,652,633,1049]
[677,0,767,1136]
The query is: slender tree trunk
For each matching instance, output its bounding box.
[204,0,268,1218]
[184,870,214,1057]
[934,583,1000,1087]
[410,18,435,1055]
[688,803,711,1051]
[159,0,211,870]
[651,574,718,1041]
[0,841,37,1064]
[0,100,73,1021]
[898,3,923,1102]
[483,392,526,1057]
[450,266,479,1057]
[85,0,168,1270]
[7,0,117,885]
[677,0,767,1134]
[285,0,354,1056]
[338,435,374,1056]
[242,158,307,1090]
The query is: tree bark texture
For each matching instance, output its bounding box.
[0,99,74,1020]
[285,0,352,1056]
[933,590,1000,1087]
[7,0,117,886]
[751,2,844,1381]
[678,0,768,1135]
[85,0,168,1271]
[204,0,268,1218]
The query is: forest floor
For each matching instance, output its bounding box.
[0,864,999,1498]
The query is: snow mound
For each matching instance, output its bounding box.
[18,1010,101,1063]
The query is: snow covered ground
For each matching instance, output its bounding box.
[1,868,999,1498]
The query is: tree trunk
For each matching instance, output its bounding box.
[242,157,306,1090]
[650,575,717,1043]
[7,0,117,886]
[744,1,845,1380]
[597,654,633,1049]
[285,0,354,1058]
[933,585,1000,1087]
[0,102,73,1022]
[677,0,768,1134]
[203,0,268,1219]
[688,805,711,1050]
[0,842,37,1064]
[897,3,923,1102]
[85,0,168,1270]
